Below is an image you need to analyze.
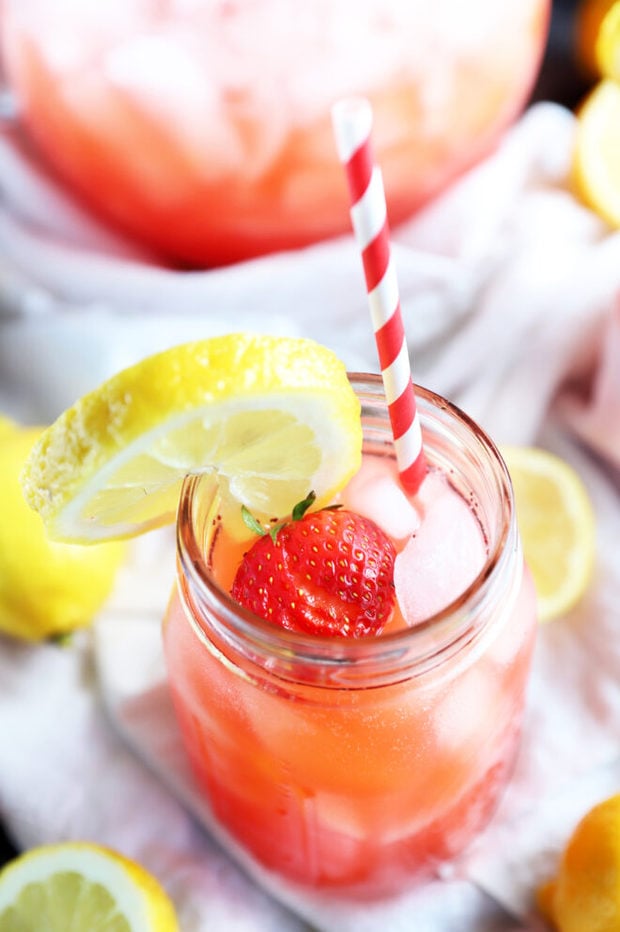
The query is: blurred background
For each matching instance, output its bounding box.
[534,0,593,106]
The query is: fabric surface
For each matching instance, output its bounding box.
[1,101,620,930]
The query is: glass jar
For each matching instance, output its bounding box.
[163,375,537,900]
[0,0,550,266]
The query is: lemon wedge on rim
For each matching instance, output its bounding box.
[572,78,620,229]
[21,334,362,543]
[0,842,178,931]
[501,446,596,622]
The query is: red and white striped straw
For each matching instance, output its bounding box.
[331,96,427,494]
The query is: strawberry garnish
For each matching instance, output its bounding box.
[231,493,396,637]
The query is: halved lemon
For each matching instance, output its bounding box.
[0,842,178,931]
[21,334,362,543]
[501,446,596,622]
[572,78,620,229]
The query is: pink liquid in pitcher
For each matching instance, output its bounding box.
[0,0,550,265]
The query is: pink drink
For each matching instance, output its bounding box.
[163,376,537,899]
[0,0,549,265]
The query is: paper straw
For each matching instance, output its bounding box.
[331,96,427,494]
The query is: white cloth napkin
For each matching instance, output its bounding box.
[2,100,620,931]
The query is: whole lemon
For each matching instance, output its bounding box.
[575,0,619,78]
[0,417,126,640]
[0,414,15,439]
[538,793,620,931]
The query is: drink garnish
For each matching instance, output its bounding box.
[20,334,362,543]
[231,494,396,638]
[331,97,427,494]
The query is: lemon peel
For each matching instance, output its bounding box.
[0,413,16,439]
[574,0,620,77]
[501,446,596,622]
[538,794,620,931]
[0,842,178,931]
[595,0,620,78]
[0,423,125,641]
[21,334,362,543]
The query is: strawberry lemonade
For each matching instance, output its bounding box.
[163,373,537,900]
[0,0,550,265]
[21,336,536,903]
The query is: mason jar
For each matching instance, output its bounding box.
[162,374,537,900]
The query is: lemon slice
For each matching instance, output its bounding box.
[501,446,596,622]
[21,334,362,543]
[572,78,620,229]
[0,842,178,931]
[595,0,620,78]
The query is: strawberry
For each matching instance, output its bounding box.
[231,493,396,637]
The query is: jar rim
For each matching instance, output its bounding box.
[176,375,518,681]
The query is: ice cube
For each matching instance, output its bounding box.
[394,471,486,624]
[339,455,421,544]
[433,666,499,753]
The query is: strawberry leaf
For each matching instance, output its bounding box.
[292,490,316,521]
[241,490,339,544]
[268,523,283,544]
[241,505,268,537]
